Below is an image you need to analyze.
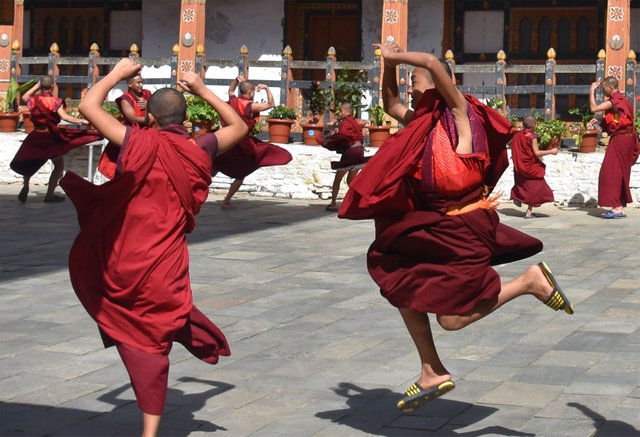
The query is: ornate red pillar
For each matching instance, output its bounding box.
[177,0,206,80]
[604,0,630,84]
[380,0,409,101]
[0,0,24,92]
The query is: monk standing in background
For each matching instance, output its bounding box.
[10,76,102,203]
[213,75,292,209]
[589,76,639,219]
[97,74,152,179]
[60,58,247,437]
[339,41,573,413]
[509,115,558,219]
[322,102,369,212]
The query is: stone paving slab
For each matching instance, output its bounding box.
[1,184,639,436]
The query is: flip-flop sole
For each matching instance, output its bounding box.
[397,380,455,412]
[539,262,574,315]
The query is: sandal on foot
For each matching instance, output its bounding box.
[396,380,455,412]
[18,187,28,203]
[538,261,574,315]
[601,210,626,219]
[325,205,339,212]
[43,195,65,203]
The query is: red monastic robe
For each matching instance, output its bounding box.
[597,92,640,207]
[322,115,370,170]
[212,95,292,179]
[339,90,542,315]
[509,128,554,207]
[60,127,229,360]
[98,88,152,179]
[10,92,103,177]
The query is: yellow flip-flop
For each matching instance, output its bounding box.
[396,380,455,412]
[539,262,574,315]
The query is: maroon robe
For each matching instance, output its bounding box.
[598,92,640,207]
[60,125,229,414]
[339,90,542,315]
[212,95,292,179]
[510,128,554,207]
[10,92,103,177]
[322,115,370,170]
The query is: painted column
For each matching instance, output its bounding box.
[0,0,24,92]
[380,0,409,102]
[177,0,206,80]
[604,0,630,85]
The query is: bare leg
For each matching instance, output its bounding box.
[142,413,161,437]
[525,205,534,218]
[346,169,359,186]
[437,264,554,331]
[222,178,244,209]
[18,176,30,203]
[398,308,451,390]
[327,170,346,210]
[44,157,64,200]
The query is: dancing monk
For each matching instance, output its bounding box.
[214,75,292,209]
[10,76,102,203]
[60,59,247,436]
[509,115,558,219]
[339,42,574,412]
[589,76,640,219]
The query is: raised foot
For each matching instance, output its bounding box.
[396,380,455,412]
[538,262,573,315]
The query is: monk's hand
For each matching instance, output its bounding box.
[112,58,141,82]
[137,98,147,110]
[590,79,601,92]
[256,84,268,91]
[550,147,559,155]
[374,41,403,66]
[178,71,206,96]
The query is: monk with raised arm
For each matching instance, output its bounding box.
[339,42,573,413]
[60,59,247,437]
[510,115,558,218]
[213,75,292,209]
[589,76,639,219]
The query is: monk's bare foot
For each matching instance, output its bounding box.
[525,264,554,303]
[325,204,338,212]
[221,203,236,210]
[417,372,452,392]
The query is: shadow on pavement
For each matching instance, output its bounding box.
[569,402,639,437]
[315,382,534,436]
[0,193,332,282]
[0,378,233,436]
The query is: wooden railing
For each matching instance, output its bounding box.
[7,42,639,122]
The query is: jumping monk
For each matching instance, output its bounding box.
[339,41,574,413]
[509,115,559,219]
[10,76,102,203]
[589,76,640,219]
[322,102,369,212]
[98,74,152,179]
[60,58,248,436]
[214,75,292,209]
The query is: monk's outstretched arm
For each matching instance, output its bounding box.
[374,42,413,125]
[251,84,275,113]
[589,80,612,114]
[79,58,140,146]
[21,82,40,104]
[179,72,248,155]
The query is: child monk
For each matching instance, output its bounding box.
[339,41,573,412]
[510,115,559,218]
[59,59,247,437]
[322,102,369,212]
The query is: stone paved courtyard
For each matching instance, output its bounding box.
[0,183,639,436]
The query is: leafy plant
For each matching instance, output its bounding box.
[508,114,520,128]
[568,105,596,132]
[2,77,37,113]
[267,104,296,120]
[303,81,328,123]
[535,118,567,147]
[485,98,504,110]
[102,101,121,117]
[333,69,366,115]
[635,110,640,137]
[186,96,220,127]
[367,104,388,127]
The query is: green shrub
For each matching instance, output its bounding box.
[268,104,296,120]
[186,96,220,127]
[535,119,567,147]
[102,101,121,116]
[367,104,387,126]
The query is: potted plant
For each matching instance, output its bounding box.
[1,77,36,132]
[301,81,328,145]
[186,95,220,138]
[267,104,296,143]
[534,118,566,150]
[366,104,391,147]
[568,106,598,153]
[333,69,366,117]
[634,110,640,140]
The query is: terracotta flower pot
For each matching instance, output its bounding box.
[369,125,391,147]
[267,118,295,143]
[21,111,34,133]
[301,123,322,146]
[191,120,212,138]
[0,112,20,132]
[579,129,598,153]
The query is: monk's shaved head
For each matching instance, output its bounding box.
[523,115,536,129]
[40,75,54,90]
[602,76,618,89]
[238,81,255,96]
[148,88,186,127]
[340,102,353,113]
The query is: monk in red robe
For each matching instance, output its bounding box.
[510,115,558,218]
[322,102,369,212]
[213,75,292,209]
[98,74,152,179]
[10,76,102,203]
[339,41,573,413]
[59,59,248,436]
[589,76,640,218]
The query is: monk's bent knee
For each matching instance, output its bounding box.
[436,314,467,331]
